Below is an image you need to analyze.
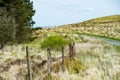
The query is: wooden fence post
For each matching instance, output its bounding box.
[69,42,76,59]
[62,46,65,72]
[69,43,72,59]
[0,44,4,54]
[72,42,75,58]
[47,48,51,75]
[26,46,33,80]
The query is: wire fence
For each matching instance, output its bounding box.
[0,42,75,80]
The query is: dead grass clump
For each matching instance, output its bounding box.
[10,59,26,65]
[116,72,120,79]
[64,58,86,74]
[50,57,86,74]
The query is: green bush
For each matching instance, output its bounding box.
[41,35,70,50]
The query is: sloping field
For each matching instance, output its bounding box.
[33,14,120,40]
[0,34,120,80]
[0,14,120,80]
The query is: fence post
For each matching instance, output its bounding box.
[0,44,4,54]
[72,42,75,58]
[69,43,72,59]
[26,46,33,80]
[69,42,76,59]
[62,46,65,72]
[47,48,51,75]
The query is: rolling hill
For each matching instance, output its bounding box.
[33,14,120,40]
[0,14,120,80]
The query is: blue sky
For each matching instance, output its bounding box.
[31,0,120,27]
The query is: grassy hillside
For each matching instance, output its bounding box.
[0,35,120,80]
[33,14,120,40]
[69,14,120,26]
[0,14,120,80]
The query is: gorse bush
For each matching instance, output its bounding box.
[41,35,70,50]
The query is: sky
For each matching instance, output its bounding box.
[31,0,120,27]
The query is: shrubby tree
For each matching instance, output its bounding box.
[41,35,70,50]
[0,7,17,46]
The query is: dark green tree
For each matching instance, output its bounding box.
[0,7,17,45]
[0,0,35,43]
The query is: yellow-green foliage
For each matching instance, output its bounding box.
[41,35,70,50]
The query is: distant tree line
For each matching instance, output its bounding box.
[0,0,35,45]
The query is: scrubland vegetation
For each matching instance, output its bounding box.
[34,15,120,40]
[0,14,120,80]
[0,34,120,80]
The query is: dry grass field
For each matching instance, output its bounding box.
[0,14,120,80]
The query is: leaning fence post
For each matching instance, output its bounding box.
[47,48,51,75]
[62,46,65,72]
[26,46,33,80]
